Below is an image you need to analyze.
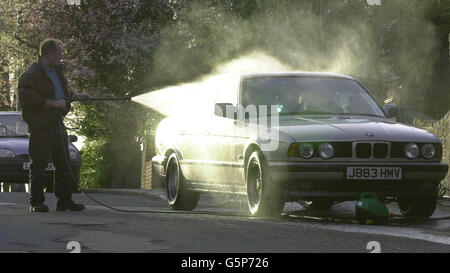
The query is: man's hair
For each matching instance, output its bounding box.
[39,38,63,57]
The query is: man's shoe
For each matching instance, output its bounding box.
[30,204,49,212]
[56,199,85,211]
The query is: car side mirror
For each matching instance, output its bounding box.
[384,103,399,118]
[215,103,237,119]
[69,135,78,142]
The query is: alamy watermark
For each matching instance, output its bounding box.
[214,104,280,152]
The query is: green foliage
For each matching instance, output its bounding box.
[79,138,108,189]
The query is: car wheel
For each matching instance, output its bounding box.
[246,151,284,217]
[398,187,438,218]
[298,199,335,211]
[165,153,199,211]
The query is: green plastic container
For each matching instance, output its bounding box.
[355,192,389,225]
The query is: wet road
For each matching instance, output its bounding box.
[0,191,449,253]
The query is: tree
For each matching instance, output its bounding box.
[0,0,177,188]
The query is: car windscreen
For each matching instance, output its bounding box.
[0,114,29,137]
[242,76,385,117]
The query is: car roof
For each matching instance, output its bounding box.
[0,111,21,115]
[235,71,356,80]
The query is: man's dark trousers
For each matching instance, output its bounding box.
[29,122,72,206]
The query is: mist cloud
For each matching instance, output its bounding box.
[142,1,440,113]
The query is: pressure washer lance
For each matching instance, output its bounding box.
[69,96,132,103]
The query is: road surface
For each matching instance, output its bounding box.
[0,190,449,253]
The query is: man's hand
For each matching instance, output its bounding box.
[45,99,67,109]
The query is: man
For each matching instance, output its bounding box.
[18,38,87,212]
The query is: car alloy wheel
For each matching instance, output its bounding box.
[247,159,263,213]
[166,156,180,205]
[246,151,284,217]
[165,153,200,211]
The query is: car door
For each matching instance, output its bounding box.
[177,80,218,182]
[205,76,239,185]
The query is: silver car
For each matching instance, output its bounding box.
[152,72,448,217]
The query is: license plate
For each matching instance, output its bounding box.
[23,162,55,171]
[346,167,402,180]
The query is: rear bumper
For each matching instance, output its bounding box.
[268,161,449,200]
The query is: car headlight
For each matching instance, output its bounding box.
[0,148,15,158]
[298,143,314,159]
[421,144,435,159]
[69,150,78,160]
[318,143,334,159]
[404,143,419,159]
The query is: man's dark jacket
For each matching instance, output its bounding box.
[18,59,71,133]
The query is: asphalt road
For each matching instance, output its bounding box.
[0,190,449,253]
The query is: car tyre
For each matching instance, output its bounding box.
[398,187,438,218]
[165,153,199,211]
[246,151,284,217]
